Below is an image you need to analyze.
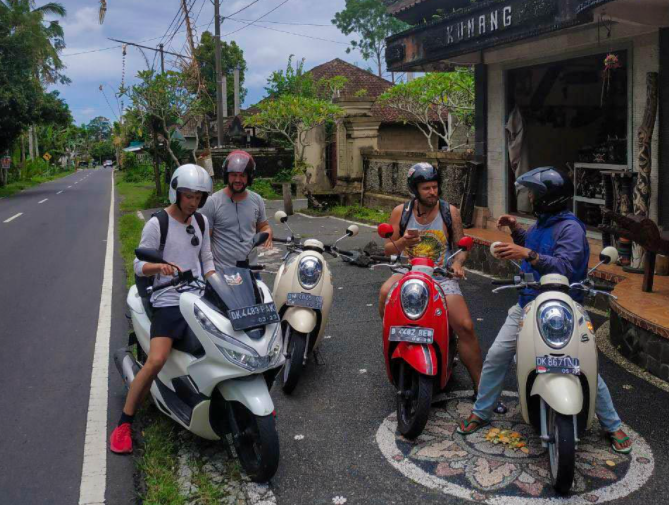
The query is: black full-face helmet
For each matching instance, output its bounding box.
[515,166,574,216]
[407,162,440,198]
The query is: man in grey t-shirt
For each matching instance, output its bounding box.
[201,150,272,270]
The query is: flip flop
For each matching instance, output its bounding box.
[457,416,490,435]
[609,433,633,454]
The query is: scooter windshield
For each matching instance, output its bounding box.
[205,268,260,312]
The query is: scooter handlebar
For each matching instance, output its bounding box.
[491,279,516,286]
[273,237,291,244]
[146,270,194,295]
[592,284,614,292]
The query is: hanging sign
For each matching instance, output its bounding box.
[1,156,10,170]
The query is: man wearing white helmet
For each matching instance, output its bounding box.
[110,164,215,455]
[201,150,272,272]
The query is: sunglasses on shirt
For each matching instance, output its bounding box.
[186,225,200,247]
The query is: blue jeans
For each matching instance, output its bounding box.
[472,304,622,433]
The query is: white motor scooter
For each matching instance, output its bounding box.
[272,210,359,393]
[115,233,284,483]
[491,244,619,494]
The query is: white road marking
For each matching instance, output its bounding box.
[3,213,22,223]
[38,199,48,204]
[136,210,145,221]
[57,191,63,195]
[78,171,114,505]
[68,186,72,188]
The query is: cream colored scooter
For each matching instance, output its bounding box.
[272,210,359,393]
[491,244,619,494]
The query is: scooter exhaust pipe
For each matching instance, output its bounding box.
[114,347,141,389]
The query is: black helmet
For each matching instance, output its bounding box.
[223,150,255,185]
[515,166,574,216]
[407,162,439,198]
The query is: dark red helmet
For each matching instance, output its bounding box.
[223,150,256,185]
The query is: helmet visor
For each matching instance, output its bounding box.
[225,153,252,173]
[515,171,547,198]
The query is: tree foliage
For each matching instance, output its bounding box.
[377,69,475,151]
[247,95,344,165]
[332,0,407,77]
[192,31,247,116]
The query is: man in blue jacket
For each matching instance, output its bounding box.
[458,167,632,454]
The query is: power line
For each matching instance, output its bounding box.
[223,17,350,45]
[226,0,262,18]
[222,0,291,37]
[228,16,333,27]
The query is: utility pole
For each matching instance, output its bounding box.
[214,0,225,147]
[158,43,165,74]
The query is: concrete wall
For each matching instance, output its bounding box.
[481,21,661,225]
[362,151,471,209]
[299,124,331,192]
[377,124,431,151]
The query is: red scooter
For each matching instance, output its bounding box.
[375,223,474,439]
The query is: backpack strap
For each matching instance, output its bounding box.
[152,209,169,252]
[439,199,454,251]
[193,212,205,235]
[398,199,415,238]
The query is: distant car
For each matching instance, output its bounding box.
[103,160,113,167]
[79,161,89,167]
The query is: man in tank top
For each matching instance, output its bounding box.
[378,163,483,395]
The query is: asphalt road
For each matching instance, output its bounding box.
[0,168,133,505]
[261,203,669,505]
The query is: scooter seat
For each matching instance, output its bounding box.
[172,327,205,358]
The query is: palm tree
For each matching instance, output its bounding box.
[0,0,68,84]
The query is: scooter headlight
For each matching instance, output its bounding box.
[298,256,322,289]
[400,279,429,320]
[536,300,574,349]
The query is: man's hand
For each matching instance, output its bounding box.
[451,264,466,279]
[157,263,179,276]
[402,230,421,248]
[494,242,531,261]
[497,215,518,232]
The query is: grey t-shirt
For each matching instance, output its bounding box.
[200,189,267,270]
[134,212,214,308]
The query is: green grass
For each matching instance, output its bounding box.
[137,419,187,505]
[119,213,145,288]
[0,169,75,198]
[302,204,391,225]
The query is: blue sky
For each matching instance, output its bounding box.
[53,0,377,125]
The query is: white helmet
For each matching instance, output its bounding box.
[169,164,213,209]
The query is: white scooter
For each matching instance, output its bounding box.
[115,233,284,483]
[272,210,359,393]
[491,244,619,494]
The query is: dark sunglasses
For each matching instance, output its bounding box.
[186,225,200,247]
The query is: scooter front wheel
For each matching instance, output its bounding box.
[228,402,280,483]
[282,328,306,394]
[397,362,433,439]
[547,406,576,494]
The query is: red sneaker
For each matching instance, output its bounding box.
[110,423,133,454]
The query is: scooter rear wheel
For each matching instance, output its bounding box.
[547,406,576,494]
[228,403,280,483]
[282,328,306,395]
[397,362,433,439]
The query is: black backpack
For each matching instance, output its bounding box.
[399,198,454,251]
[136,209,206,299]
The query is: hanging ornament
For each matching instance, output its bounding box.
[601,53,621,106]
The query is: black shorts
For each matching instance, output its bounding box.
[150,306,188,341]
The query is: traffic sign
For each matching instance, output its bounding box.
[1,156,10,170]
[43,153,52,161]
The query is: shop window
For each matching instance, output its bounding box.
[505,51,628,229]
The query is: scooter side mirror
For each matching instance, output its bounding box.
[251,232,269,250]
[378,223,394,239]
[274,210,288,224]
[135,248,165,264]
[458,236,474,252]
[599,246,619,265]
[347,224,359,237]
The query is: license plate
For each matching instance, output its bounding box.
[536,355,580,375]
[286,292,323,310]
[389,326,434,344]
[228,302,280,331]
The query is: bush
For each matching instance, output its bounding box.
[124,163,155,183]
